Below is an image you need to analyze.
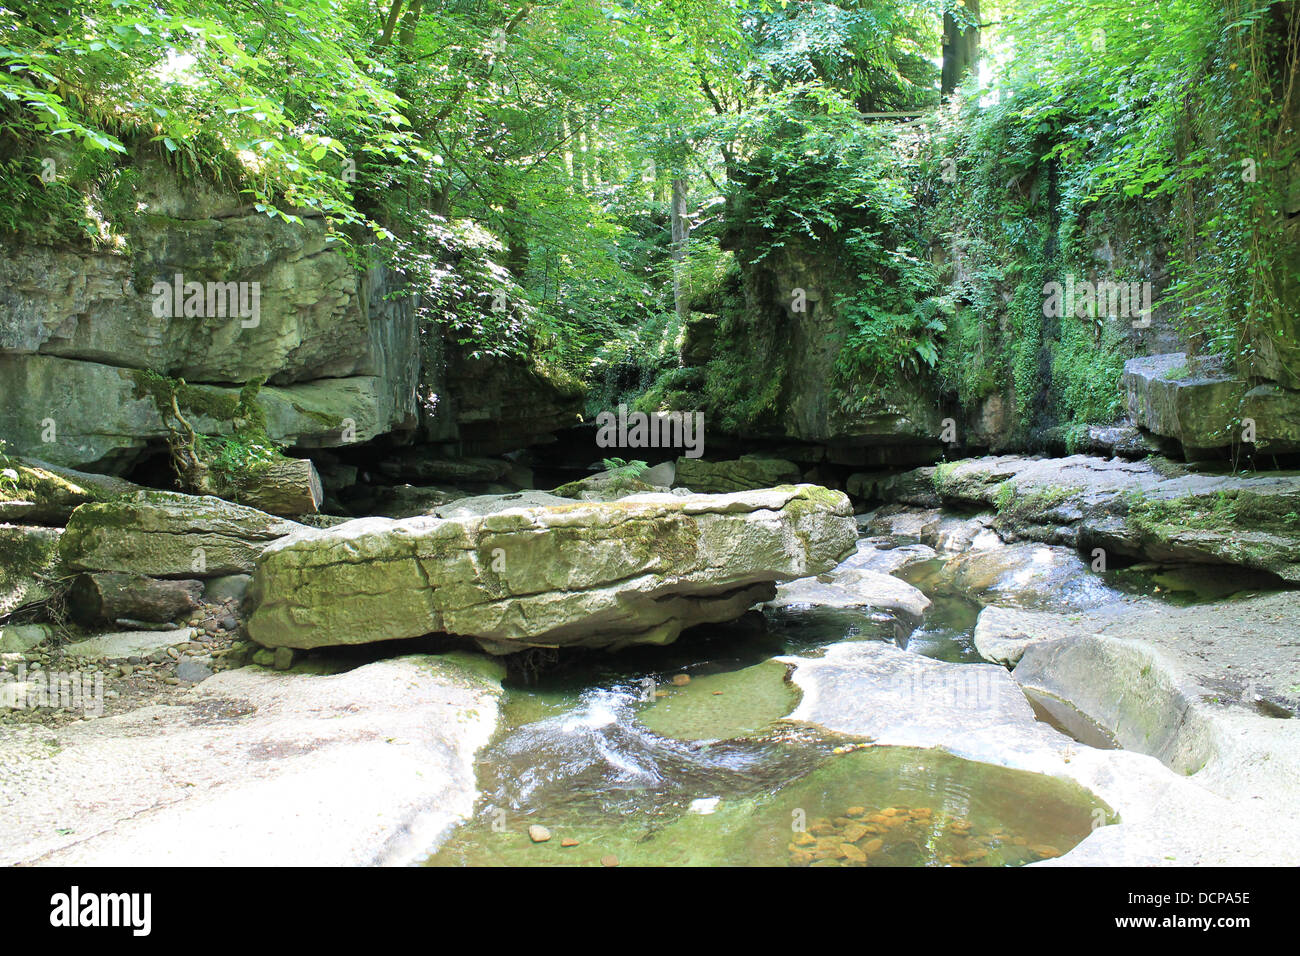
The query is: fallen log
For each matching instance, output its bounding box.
[69,572,203,626]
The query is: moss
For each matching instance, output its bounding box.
[419,650,507,688]
[129,368,242,423]
[991,482,1081,532]
[932,461,957,495]
[0,525,61,578]
[1127,488,1300,536]
[289,402,345,431]
[552,474,656,500]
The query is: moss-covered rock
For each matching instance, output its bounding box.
[1123,353,1300,458]
[893,453,1300,581]
[0,456,139,524]
[245,484,856,654]
[60,491,304,578]
[551,471,660,501]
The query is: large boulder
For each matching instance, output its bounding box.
[246,485,857,654]
[60,491,304,578]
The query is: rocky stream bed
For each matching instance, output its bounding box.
[2,454,1299,866]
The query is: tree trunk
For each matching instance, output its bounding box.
[70,573,202,626]
[941,0,980,96]
[670,177,690,322]
[231,459,325,517]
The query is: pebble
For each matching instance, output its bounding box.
[527,825,551,843]
[175,659,214,684]
[561,838,579,847]
[670,674,690,686]
[600,855,619,867]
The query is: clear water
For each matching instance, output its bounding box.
[424,601,1110,867]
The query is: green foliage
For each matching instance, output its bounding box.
[0,0,1293,444]
[600,458,650,479]
[130,370,283,492]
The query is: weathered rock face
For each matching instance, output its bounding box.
[673,455,800,494]
[0,354,418,471]
[904,454,1300,581]
[1123,353,1300,458]
[0,159,422,471]
[419,340,584,455]
[0,164,419,387]
[60,491,304,578]
[658,233,943,464]
[1124,352,1299,456]
[246,485,857,654]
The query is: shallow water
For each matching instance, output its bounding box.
[424,600,1110,867]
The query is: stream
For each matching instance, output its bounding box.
[425,519,1272,868]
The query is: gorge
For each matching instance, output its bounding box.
[0,0,1298,874]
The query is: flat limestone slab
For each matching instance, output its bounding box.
[767,569,931,621]
[0,655,502,866]
[246,484,857,654]
[62,627,197,661]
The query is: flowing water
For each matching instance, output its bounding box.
[425,587,1108,867]
[425,515,1292,867]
